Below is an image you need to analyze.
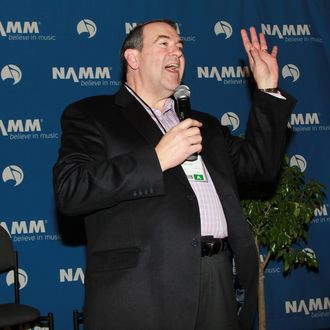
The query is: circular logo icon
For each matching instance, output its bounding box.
[2,165,24,187]
[1,64,22,85]
[289,154,307,172]
[77,19,97,38]
[282,64,300,82]
[302,247,316,260]
[214,21,233,39]
[6,268,28,290]
[221,112,240,131]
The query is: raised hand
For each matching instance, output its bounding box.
[241,26,279,89]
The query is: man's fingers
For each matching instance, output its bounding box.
[249,48,262,64]
[240,29,252,53]
[250,27,260,49]
[185,126,201,137]
[155,119,203,171]
[175,118,202,130]
[271,45,278,58]
[259,32,268,50]
[188,134,202,146]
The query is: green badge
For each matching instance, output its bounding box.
[193,174,204,181]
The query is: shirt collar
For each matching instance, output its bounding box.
[124,84,175,115]
[158,98,175,115]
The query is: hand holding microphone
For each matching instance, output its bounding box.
[174,85,199,161]
[155,85,202,171]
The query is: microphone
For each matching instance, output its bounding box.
[173,85,198,161]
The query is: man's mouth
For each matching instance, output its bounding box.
[165,63,179,72]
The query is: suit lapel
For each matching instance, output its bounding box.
[115,86,192,190]
[115,86,163,147]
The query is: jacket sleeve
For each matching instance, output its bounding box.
[223,89,296,183]
[53,103,165,216]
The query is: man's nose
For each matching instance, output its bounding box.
[171,46,183,57]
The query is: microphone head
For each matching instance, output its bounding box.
[173,85,191,100]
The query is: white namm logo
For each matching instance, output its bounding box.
[0,21,39,37]
[261,24,311,39]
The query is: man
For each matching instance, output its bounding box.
[53,19,296,329]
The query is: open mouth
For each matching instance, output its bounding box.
[165,63,179,72]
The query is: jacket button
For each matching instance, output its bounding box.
[191,238,198,247]
[186,194,195,200]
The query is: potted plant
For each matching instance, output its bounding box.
[240,155,326,330]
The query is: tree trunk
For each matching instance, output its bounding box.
[255,236,268,330]
[258,261,266,330]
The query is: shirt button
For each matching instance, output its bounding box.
[191,238,198,247]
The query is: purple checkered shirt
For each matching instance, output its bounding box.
[127,88,228,238]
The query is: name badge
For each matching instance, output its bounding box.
[181,155,207,182]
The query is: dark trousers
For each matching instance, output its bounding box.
[195,250,240,330]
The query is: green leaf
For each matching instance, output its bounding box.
[241,155,326,275]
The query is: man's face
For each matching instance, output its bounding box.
[137,22,185,97]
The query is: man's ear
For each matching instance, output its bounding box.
[124,49,139,70]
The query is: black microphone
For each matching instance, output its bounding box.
[173,85,198,161]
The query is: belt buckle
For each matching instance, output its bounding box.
[201,237,227,257]
[208,241,216,255]
[202,241,211,257]
[202,240,219,256]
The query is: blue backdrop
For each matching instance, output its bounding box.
[1,0,329,329]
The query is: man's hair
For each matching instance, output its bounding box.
[120,19,177,82]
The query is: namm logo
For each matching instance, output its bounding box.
[285,297,330,317]
[0,21,39,37]
[197,65,251,85]
[261,24,310,39]
[312,204,330,225]
[52,66,121,87]
[288,112,330,133]
[0,119,42,136]
[0,220,46,235]
[125,22,138,34]
[0,20,55,41]
[60,267,85,284]
[288,113,320,132]
[289,113,319,126]
[125,22,181,35]
[0,221,60,243]
[124,22,196,42]
[314,204,328,217]
[261,24,322,43]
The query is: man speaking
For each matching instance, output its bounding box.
[53,19,296,330]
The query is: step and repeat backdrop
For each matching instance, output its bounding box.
[1,0,329,329]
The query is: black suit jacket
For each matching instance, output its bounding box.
[53,86,296,330]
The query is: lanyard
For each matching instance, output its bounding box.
[124,83,168,134]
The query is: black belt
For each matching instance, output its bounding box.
[201,236,228,257]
